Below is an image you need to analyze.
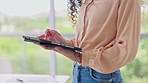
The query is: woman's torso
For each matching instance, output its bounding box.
[75,0,119,50]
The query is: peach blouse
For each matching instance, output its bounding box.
[69,0,141,74]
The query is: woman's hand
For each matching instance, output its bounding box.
[37,29,82,63]
[49,30,82,62]
[54,46,82,63]
[36,29,56,50]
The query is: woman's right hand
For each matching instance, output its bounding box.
[36,29,56,50]
[36,29,82,63]
[36,29,70,51]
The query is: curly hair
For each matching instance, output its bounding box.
[68,0,144,26]
[67,0,82,26]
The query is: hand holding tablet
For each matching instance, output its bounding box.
[22,35,82,52]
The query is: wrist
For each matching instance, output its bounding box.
[75,52,82,63]
[79,54,82,63]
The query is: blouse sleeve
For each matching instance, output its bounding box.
[81,0,141,74]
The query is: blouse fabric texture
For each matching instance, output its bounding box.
[69,0,141,74]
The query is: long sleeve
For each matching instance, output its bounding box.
[81,0,141,74]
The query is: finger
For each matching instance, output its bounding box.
[36,34,45,39]
[50,30,66,43]
[55,47,65,53]
[45,29,50,33]
[50,30,61,36]
[45,29,51,38]
[46,29,50,31]
[44,33,54,41]
[45,29,56,41]
[55,47,77,61]
[40,45,55,50]
[47,37,54,41]
[55,47,73,55]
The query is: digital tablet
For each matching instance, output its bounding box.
[22,35,82,52]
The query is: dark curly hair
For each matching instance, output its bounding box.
[67,0,144,26]
[67,0,82,26]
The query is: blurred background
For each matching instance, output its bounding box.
[0,0,148,83]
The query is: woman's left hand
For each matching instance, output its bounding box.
[49,30,82,63]
[55,46,82,63]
